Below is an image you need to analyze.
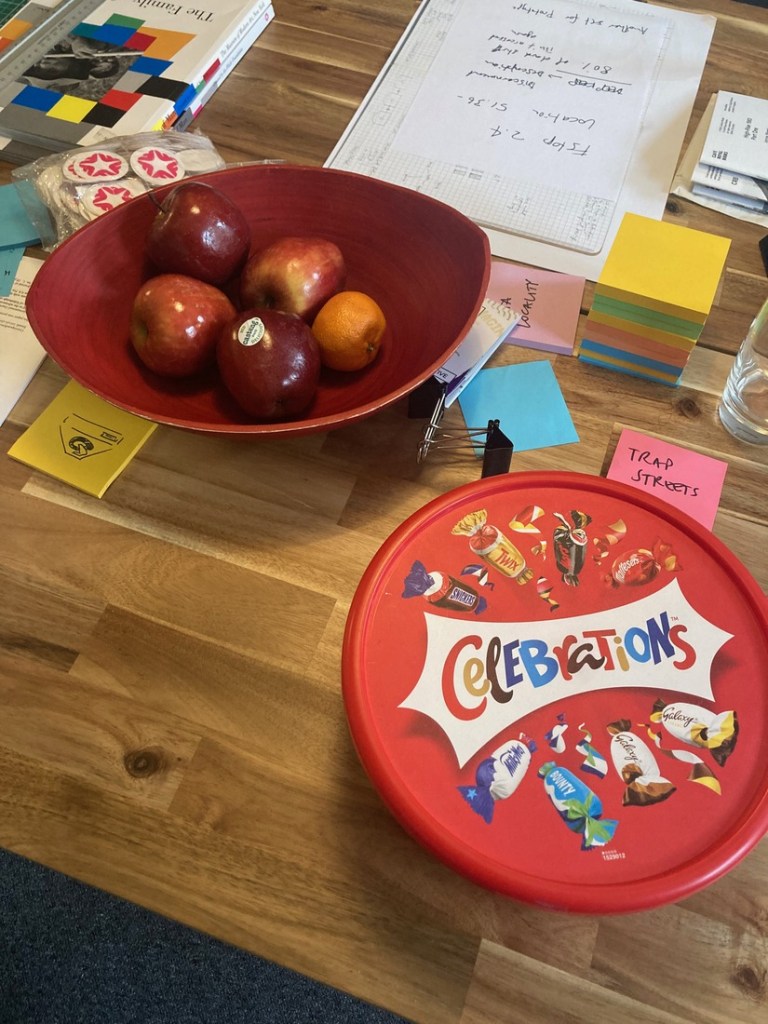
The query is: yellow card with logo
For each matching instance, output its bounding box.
[8,380,157,497]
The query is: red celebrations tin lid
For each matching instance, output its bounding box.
[342,472,768,913]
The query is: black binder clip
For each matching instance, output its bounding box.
[414,380,513,477]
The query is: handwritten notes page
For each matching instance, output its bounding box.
[607,428,727,530]
[328,0,670,254]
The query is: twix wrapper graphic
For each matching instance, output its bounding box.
[452,509,533,585]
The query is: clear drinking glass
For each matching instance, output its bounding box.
[719,296,768,445]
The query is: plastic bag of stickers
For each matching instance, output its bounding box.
[12,130,226,251]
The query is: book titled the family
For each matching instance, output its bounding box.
[0,0,274,160]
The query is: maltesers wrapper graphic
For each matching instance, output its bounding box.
[400,579,733,768]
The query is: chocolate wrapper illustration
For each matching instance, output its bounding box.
[639,722,721,795]
[452,509,533,585]
[459,735,536,824]
[545,712,568,753]
[509,505,544,533]
[536,575,559,612]
[650,699,738,768]
[403,560,487,614]
[553,510,591,586]
[607,719,676,806]
[592,519,627,564]
[576,723,608,778]
[461,564,495,589]
[538,762,618,850]
[606,539,681,589]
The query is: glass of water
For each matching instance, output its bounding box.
[719,296,768,445]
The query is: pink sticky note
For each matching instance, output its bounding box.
[487,261,585,356]
[607,428,728,530]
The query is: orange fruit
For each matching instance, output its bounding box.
[311,290,386,372]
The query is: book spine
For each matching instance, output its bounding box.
[173,5,274,131]
[214,0,273,66]
[691,182,768,215]
[185,0,274,97]
[161,0,274,130]
[691,161,768,202]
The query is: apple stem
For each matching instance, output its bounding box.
[146,189,164,210]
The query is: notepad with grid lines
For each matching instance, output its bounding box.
[327,0,672,255]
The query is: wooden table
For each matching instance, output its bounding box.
[2,2,768,1022]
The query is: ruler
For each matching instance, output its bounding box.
[0,0,106,88]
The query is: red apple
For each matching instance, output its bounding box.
[217,308,321,420]
[130,273,236,377]
[146,181,251,286]
[239,236,346,322]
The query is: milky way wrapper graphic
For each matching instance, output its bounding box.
[458,735,535,824]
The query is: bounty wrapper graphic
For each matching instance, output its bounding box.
[399,579,733,767]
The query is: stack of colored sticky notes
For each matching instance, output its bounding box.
[577,213,731,386]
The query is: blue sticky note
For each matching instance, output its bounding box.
[0,183,41,250]
[459,360,579,454]
[0,246,25,297]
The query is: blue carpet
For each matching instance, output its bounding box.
[0,848,412,1024]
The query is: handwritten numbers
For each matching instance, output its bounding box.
[489,125,526,142]
[457,94,508,112]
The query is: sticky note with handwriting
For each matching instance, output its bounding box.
[606,428,727,529]
[8,380,157,498]
[487,261,584,356]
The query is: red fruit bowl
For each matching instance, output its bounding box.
[26,163,491,436]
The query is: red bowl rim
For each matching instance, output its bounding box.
[27,164,492,438]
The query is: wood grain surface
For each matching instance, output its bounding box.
[2,2,768,1022]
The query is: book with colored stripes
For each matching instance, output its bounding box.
[0,0,273,161]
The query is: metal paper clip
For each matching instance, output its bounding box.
[412,380,513,476]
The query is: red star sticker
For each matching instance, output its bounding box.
[136,149,181,180]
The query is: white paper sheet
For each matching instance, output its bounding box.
[672,93,768,230]
[0,256,46,426]
[327,0,715,281]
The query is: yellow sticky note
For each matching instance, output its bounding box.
[597,213,731,321]
[8,380,157,497]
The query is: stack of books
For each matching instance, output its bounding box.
[0,0,274,165]
[577,212,731,387]
[690,91,768,216]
